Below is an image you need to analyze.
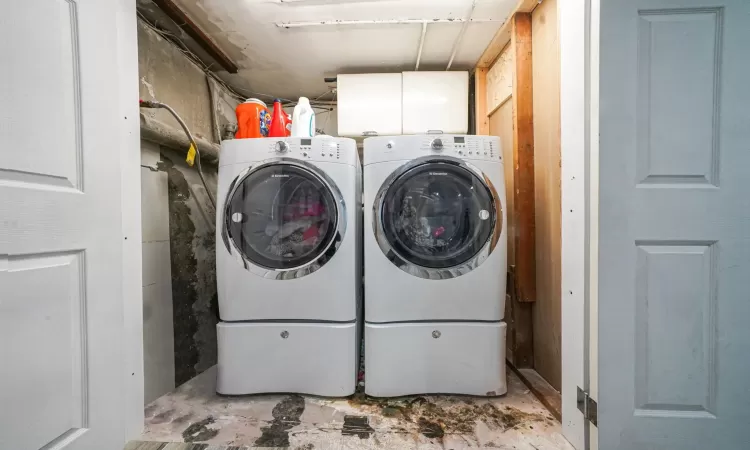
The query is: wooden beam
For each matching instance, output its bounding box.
[474,68,490,135]
[151,0,239,73]
[512,13,536,303]
[476,0,539,68]
[506,266,534,367]
[511,366,563,421]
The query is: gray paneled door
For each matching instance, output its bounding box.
[599,0,750,448]
[1,0,139,449]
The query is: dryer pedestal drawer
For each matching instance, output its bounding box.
[217,321,357,396]
[364,321,506,397]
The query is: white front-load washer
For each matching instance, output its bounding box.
[363,135,507,397]
[216,137,361,396]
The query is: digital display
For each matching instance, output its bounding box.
[454,137,465,144]
[301,139,312,146]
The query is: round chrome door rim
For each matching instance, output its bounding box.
[372,155,502,280]
[221,157,347,280]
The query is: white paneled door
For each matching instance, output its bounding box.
[599,0,750,448]
[0,0,142,449]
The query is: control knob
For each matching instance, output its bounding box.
[274,141,289,153]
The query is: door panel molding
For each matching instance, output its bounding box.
[635,7,723,187]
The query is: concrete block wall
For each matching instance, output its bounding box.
[138,22,216,142]
[141,140,175,404]
[138,18,234,403]
[160,148,218,387]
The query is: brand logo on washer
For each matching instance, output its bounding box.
[271,174,290,178]
[429,172,448,176]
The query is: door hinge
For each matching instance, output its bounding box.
[577,387,598,427]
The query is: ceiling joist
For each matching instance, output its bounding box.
[475,0,540,69]
[151,0,239,73]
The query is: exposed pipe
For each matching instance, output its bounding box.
[446,0,478,70]
[415,22,428,71]
[140,100,217,210]
[205,75,222,144]
[139,113,220,164]
[276,18,496,28]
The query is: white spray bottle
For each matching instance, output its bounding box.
[291,97,316,137]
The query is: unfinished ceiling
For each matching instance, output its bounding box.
[144,0,517,100]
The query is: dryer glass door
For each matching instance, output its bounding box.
[226,163,339,270]
[379,160,497,270]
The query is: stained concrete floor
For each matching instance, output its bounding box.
[137,366,574,449]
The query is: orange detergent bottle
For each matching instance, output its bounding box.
[235,98,271,138]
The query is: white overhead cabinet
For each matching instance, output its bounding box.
[337,73,403,137]
[337,71,468,137]
[402,71,469,134]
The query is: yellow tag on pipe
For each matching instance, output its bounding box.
[186,143,196,167]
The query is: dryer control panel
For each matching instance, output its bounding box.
[265,138,341,161]
[420,136,501,161]
[363,135,502,166]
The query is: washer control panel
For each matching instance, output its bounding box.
[418,135,501,161]
[265,138,342,161]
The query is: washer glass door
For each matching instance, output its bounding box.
[225,162,339,272]
[377,158,498,274]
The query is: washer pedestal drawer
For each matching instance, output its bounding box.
[364,321,506,397]
[217,321,357,396]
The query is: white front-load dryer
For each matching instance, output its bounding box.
[363,135,507,397]
[216,137,361,396]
